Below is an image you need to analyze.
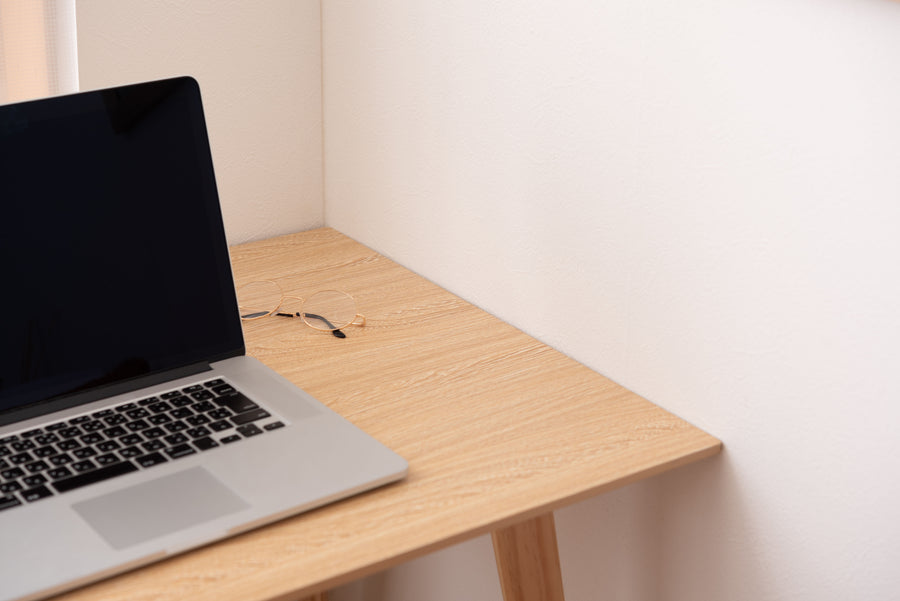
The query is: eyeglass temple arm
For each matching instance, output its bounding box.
[301,312,347,338]
[275,311,346,339]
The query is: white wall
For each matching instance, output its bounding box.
[0,0,78,103]
[322,1,900,600]
[76,0,323,244]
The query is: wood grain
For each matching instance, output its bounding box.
[52,228,721,601]
[492,514,565,601]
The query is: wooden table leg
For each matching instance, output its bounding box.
[491,512,565,601]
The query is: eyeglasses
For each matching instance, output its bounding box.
[236,280,365,339]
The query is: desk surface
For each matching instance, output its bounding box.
[57,228,721,601]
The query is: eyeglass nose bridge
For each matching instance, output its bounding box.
[285,291,365,332]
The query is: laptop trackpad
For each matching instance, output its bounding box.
[73,467,250,550]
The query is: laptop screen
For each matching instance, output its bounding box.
[0,77,244,423]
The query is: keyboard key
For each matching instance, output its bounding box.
[95,453,120,466]
[208,408,232,421]
[49,453,73,466]
[72,447,96,459]
[143,427,166,439]
[0,495,23,511]
[82,420,105,432]
[35,434,60,446]
[170,395,193,407]
[142,439,165,452]
[186,414,210,426]
[53,461,138,494]
[97,441,121,453]
[48,467,73,480]
[58,439,81,451]
[148,402,172,414]
[22,485,54,502]
[170,408,193,419]
[104,414,128,426]
[187,427,211,439]
[209,420,232,432]
[34,446,57,458]
[0,481,22,494]
[165,421,189,434]
[164,433,188,446]
[59,427,82,439]
[217,393,258,414]
[11,440,35,452]
[9,452,33,465]
[231,408,270,426]
[193,400,216,413]
[80,433,104,445]
[236,424,263,438]
[193,437,219,451]
[71,460,96,473]
[24,460,49,474]
[165,444,196,460]
[264,421,286,431]
[135,452,168,468]
[22,474,47,488]
[1,467,25,480]
[126,419,150,432]
[120,434,143,447]
[119,446,142,458]
[211,384,236,396]
[126,408,150,420]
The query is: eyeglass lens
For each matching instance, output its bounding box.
[236,282,360,333]
[237,280,283,320]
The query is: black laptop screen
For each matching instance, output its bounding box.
[0,77,244,421]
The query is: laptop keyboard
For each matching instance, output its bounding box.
[0,379,285,512]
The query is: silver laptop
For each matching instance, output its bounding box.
[0,77,408,601]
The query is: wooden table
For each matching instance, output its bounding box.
[54,228,721,601]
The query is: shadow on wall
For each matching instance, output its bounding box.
[331,534,502,601]
[656,451,772,601]
[554,479,660,600]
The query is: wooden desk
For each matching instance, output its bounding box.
[55,228,721,601]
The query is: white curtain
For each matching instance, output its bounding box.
[0,0,78,104]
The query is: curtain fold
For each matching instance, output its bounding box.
[0,0,78,103]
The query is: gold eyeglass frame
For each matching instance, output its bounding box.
[236,280,366,334]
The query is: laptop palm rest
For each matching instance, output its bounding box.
[73,467,249,550]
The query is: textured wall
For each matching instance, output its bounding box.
[76,0,323,244]
[0,0,78,103]
[323,1,900,599]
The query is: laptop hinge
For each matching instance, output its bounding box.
[0,362,213,428]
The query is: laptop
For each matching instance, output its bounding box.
[0,76,408,601]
